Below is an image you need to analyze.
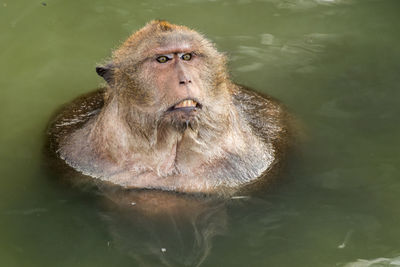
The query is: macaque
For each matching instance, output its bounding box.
[48,20,290,195]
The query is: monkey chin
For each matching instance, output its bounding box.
[164,107,201,133]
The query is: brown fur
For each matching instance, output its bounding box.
[47,21,291,195]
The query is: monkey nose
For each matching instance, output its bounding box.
[179,79,192,85]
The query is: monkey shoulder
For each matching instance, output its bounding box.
[47,88,105,152]
[230,85,292,191]
[232,85,290,145]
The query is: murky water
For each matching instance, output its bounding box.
[1,0,400,266]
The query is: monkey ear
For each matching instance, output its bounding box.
[96,65,114,85]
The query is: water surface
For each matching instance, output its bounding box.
[1,0,400,266]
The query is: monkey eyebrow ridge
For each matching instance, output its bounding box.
[156,53,174,59]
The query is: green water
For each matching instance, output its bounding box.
[1,0,400,266]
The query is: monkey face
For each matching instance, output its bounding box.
[154,51,206,131]
[97,21,230,134]
[131,42,215,132]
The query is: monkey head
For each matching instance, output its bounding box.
[96,21,232,134]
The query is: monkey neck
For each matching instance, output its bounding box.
[89,93,243,175]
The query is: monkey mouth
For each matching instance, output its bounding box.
[167,98,202,112]
[164,98,202,132]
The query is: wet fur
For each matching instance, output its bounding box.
[47,21,291,194]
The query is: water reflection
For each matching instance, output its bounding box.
[99,189,227,267]
[44,156,229,266]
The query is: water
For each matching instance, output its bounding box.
[1,0,400,266]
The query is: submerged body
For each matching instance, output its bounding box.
[47,21,290,194]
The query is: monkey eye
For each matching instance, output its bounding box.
[156,56,170,63]
[181,53,192,61]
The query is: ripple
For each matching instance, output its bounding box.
[264,0,348,10]
[230,32,341,75]
[343,256,400,267]
[236,62,264,72]
[260,34,275,46]
[5,208,48,216]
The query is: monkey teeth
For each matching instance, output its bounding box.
[167,99,202,112]
[174,99,198,109]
